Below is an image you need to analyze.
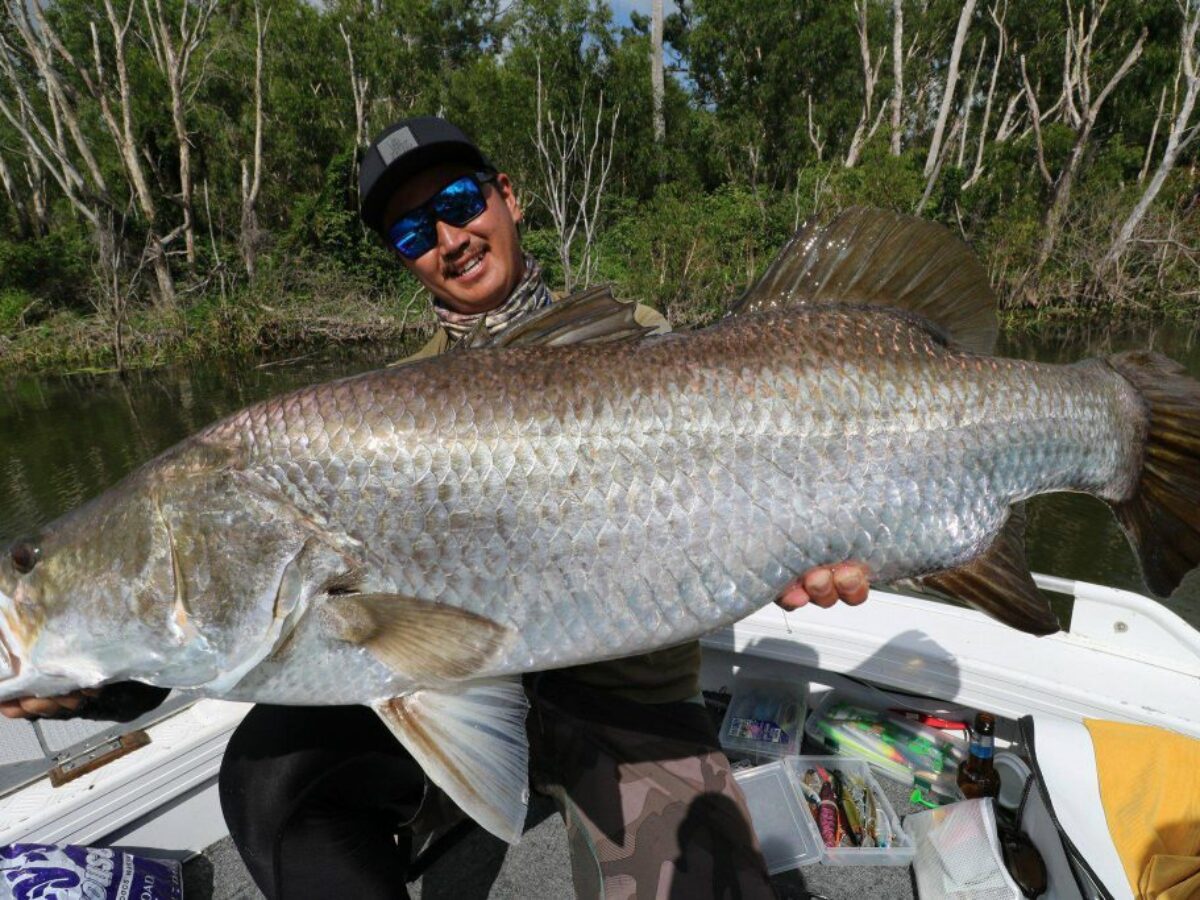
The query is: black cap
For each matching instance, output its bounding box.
[359,116,493,233]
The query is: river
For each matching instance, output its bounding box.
[1,322,1198,631]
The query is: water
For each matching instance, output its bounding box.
[0,323,1198,630]
[998,322,1200,629]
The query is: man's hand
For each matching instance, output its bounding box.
[0,690,98,720]
[775,562,870,611]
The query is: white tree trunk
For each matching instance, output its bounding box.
[845,0,884,167]
[890,0,903,155]
[242,1,271,280]
[532,60,619,293]
[142,0,217,271]
[1101,4,1199,272]
[1038,24,1147,266]
[651,0,665,153]
[964,1,1008,189]
[924,0,977,177]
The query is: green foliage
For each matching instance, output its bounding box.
[0,0,1196,375]
[0,289,36,333]
[0,232,92,311]
[598,182,796,325]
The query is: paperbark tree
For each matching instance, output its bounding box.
[956,36,987,169]
[241,0,271,281]
[93,0,178,306]
[142,0,218,272]
[963,1,1009,189]
[806,93,825,161]
[532,60,619,293]
[3,0,180,306]
[0,2,109,227]
[890,0,902,155]
[923,0,977,178]
[1100,0,1199,273]
[651,0,664,153]
[1033,2,1146,267]
[845,0,886,167]
[340,22,369,150]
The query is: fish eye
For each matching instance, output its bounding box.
[10,541,39,575]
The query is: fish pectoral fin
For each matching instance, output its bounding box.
[467,284,661,349]
[319,593,513,680]
[730,207,998,355]
[916,505,1061,636]
[373,678,530,844]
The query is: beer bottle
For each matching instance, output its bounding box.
[957,712,1001,799]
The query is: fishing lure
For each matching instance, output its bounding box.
[832,769,863,847]
[815,767,840,847]
[868,783,893,849]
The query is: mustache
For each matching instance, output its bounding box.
[441,241,487,277]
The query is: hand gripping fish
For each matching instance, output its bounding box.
[2,209,1198,842]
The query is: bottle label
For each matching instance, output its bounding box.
[969,735,994,759]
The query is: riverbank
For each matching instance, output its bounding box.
[2,253,1198,378]
[0,267,436,376]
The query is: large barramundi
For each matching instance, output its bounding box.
[1,209,1198,840]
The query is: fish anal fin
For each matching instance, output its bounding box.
[919,506,1061,636]
[731,207,998,355]
[320,593,513,680]
[469,285,661,349]
[374,678,530,843]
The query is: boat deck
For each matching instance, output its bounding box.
[179,781,922,900]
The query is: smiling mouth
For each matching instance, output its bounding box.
[448,251,485,279]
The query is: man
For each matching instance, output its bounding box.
[1,117,870,899]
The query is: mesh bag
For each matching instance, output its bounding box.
[904,798,1022,900]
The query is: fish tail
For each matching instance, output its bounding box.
[1105,350,1200,597]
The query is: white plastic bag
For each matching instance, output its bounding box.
[903,798,1022,900]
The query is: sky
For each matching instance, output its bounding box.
[607,0,680,30]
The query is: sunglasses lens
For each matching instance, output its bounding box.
[386,176,489,260]
[388,214,434,260]
[433,177,487,226]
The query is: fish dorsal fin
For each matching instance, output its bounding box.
[468,285,660,350]
[374,677,530,843]
[915,506,1060,635]
[320,592,513,681]
[731,207,999,355]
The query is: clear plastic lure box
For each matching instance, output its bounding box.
[734,755,915,870]
[786,755,915,866]
[717,678,807,765]
[733,761,824,873]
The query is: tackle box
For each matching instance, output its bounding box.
[734,755,915,869]
[717,678,807,765]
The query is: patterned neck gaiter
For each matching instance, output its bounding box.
[433,253,553,343]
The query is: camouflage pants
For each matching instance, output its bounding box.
[527,676,775,900]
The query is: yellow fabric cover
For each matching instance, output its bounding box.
[1085,719,1200,899]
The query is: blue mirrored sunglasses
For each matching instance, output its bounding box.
[385,172,496,260]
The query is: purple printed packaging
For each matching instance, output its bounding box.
[0,844,182,900]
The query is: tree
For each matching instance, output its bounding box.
[1100,0,1199,273]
